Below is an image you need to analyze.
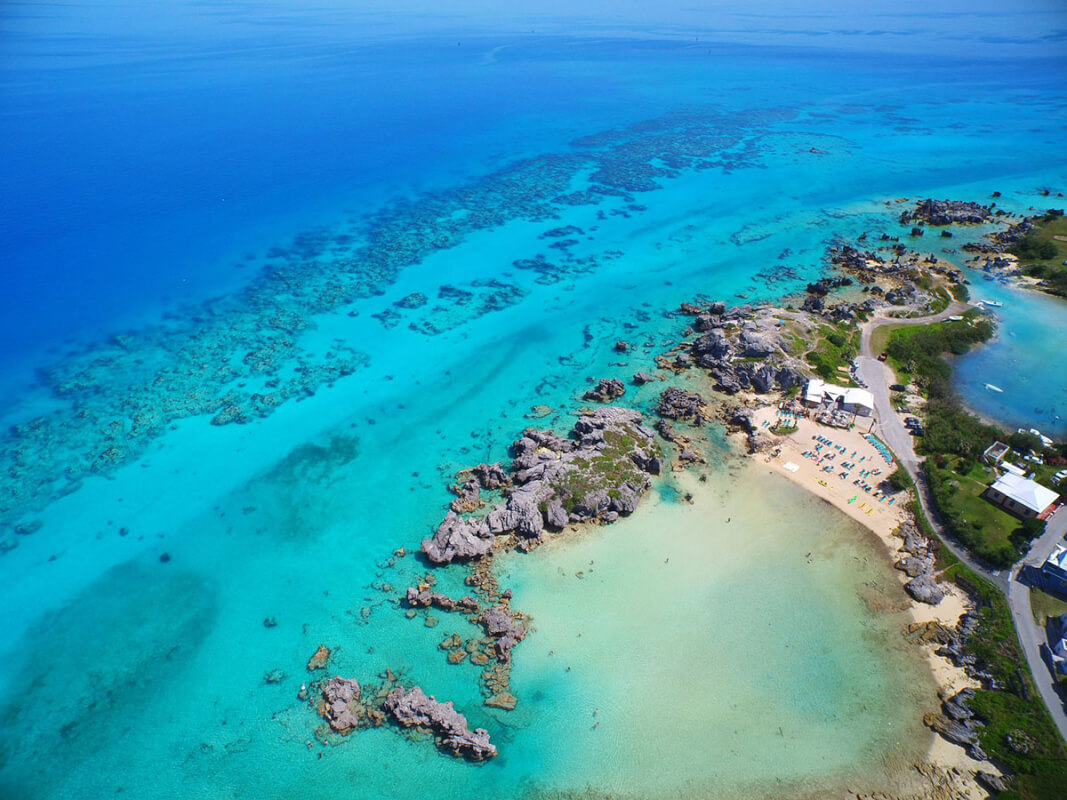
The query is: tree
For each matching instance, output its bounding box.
[1007,431,1043,455]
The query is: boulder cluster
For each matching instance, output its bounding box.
[384,686,497,760]
[422,407,661,565]
[894,521,947,606]
[667,302,804,395]
[900,199,993,227]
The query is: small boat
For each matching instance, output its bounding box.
[985,384,1004,393]
[984,300,1003,308]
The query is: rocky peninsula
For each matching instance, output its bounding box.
[308,405,670,759]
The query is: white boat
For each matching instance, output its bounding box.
[985,383,1004,393]
[983,300,1003,308]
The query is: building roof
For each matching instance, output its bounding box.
[993,472,1058,515]
[1046,545,1067,576]
[842,387,874,411]
[804,379,874,411]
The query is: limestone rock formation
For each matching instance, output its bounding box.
[322,677,362,733]
[422,512,493,564]
[583,378,626,403]
[422,408,659,564]
[384,686,497,760]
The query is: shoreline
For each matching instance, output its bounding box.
[735,405,998,796]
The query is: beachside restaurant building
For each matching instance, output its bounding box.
[803,379,875,418]
[984,472,1059,520]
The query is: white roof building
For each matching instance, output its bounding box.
[987,472,1059,518]
[804,379,875,417]
[1047,545,1067,576]
[1053,613,1067,675]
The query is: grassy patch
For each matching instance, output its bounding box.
[805,322,860,383]
[1010,212,1067,298]
[926,287,952,315]
[885,313,994,399]
[926,457,1020,566]
[1032,588,1067,627]
[870,322,907,359]
[550,424,648,513]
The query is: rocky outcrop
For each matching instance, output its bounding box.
[738,329,775,358]
[657,387,707,422]
[307,644,331,671]
[322,677,362,733]
[449,478,482,513]
[895,522,946,606]
[404,587,479,613]
[471,462,510,489]
[923,689,986,761]
[479,605,528,664]
[384,686,497,760]
[725,405,775,453]
[673,304,812,394]
[423,512,493,564]
[583,378,626,403]
[422,407,659,564]
[903,199,992,226]
[905,573,946,606]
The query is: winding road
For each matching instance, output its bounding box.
[855,304,1067,743]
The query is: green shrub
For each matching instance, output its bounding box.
[1011,232,1058,261]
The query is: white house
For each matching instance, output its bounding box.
[803,379,875,417]
[986,472,1058,519]
[1051,613,1067,675]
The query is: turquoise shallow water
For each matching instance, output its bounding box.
[1,3,1066,798]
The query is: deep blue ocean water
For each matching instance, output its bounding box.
[1,2,1066,798]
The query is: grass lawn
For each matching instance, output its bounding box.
[1011,212,1067,298]
[870,321,907,359]
[804,322,861,384]
[928,456,1021,561]
[1031,588,1067,627]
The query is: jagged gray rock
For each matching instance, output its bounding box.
[657,387,706,421]
[421,407,659,564]
[471,462,510,489]
[903,199,992,226]
[422,512,493,564]
[583,378,625,403]
[384,686,497,760]
[905,573,946,605]
[404,587,479,613]
[322,677,362,733]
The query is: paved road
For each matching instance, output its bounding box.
[854,303,1067,742]
[1010,508,1067,743]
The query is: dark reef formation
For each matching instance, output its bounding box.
[900,199,993,227]
[0,104,792,542]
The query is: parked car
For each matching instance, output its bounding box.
[878,353,888,362]
[910,427,924,437]
[905,417,920,427]
[889,384,907,392]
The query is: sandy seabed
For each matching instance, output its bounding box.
[749,405,997,797]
